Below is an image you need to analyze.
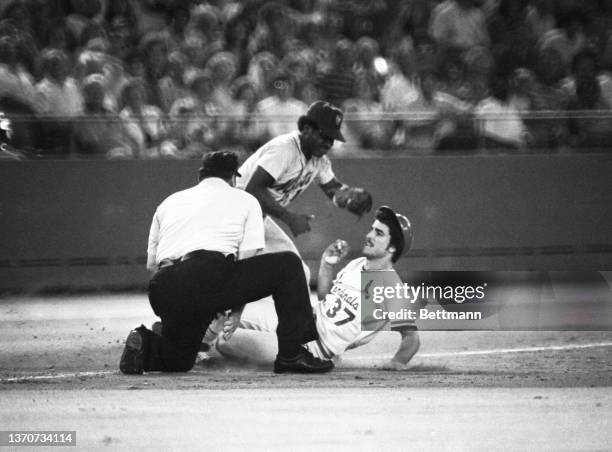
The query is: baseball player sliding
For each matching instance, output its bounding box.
[215,206,420,370]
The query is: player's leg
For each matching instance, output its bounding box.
[210,251,318,357]
[263,217,312,284]
[215,330,278,365]
[214,297,279,364]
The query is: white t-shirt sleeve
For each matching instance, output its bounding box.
[254,141,292,182]
[315,156,335,185]
[239,195,265,252]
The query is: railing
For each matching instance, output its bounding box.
[1,109,611,159]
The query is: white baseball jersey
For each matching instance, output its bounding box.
[236,131,335,206]
[310,257,414,359]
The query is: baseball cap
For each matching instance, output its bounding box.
[305,101,345,142]
[375,206,413,260]
[200,151,241,178]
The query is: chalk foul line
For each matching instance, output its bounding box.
[2,342,612,382]
[345,341,612,363]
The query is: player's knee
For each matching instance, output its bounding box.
[277,251,303,272]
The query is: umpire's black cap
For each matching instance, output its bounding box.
[200,151,241,179]
[375,206,413,262]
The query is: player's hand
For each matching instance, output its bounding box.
[381,358,410,371]
[222,311,242,341]
[322,239,350,265]
[285,212,314,237]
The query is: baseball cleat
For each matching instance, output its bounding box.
[273,347,335,374]
[119,326,146,375]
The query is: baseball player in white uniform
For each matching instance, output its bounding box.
[215,206,420,370]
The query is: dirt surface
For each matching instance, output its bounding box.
[1,294,612,451]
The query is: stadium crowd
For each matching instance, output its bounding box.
[0,0,611,159]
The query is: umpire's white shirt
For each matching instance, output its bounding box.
[147,177,264,266]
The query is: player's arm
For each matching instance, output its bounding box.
[319,177,344,200]
[245,166,313,236]
[386,328,420,370]
[320,178,373,218]
[317,240,350,300]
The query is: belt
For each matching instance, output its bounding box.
[158,250,235,269]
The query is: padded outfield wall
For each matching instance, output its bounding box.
[1,153,611,292]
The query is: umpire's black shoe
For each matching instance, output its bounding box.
[274,347,334,374]
[119,325,146,375]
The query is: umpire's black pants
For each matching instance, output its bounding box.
[143,250,318,372]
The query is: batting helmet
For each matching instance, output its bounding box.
[375,206,413,262]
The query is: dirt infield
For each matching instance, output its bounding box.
[1,294,611,450]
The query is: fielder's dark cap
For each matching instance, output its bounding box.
[305,101,345,142]
[375,205,413,261]
[200,151,241,178]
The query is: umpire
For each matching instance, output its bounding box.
[120,151,333,374]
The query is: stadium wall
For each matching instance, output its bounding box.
[1,153,611,292]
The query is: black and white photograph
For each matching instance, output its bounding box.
[1,0,611,450]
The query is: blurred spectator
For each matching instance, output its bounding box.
[225,12,254,75]
[104,0,138,61]
[182,4,225,68]
[36,49,82,117]
[0,0,38,47]
[71,74,133,157]
[248,2,294,58]
[246,51,280,98]
[227,76,266,152]
[75,38,126,112]
[520,47,571,149]
[438,49,476,102]
[255,70,307,139]
[380,38,420,147]
[206,51,239,112]
[526,0,557,43]
[488,0,534,71]
[35,48,83,155]
[317,37,356,108]
[164,5,190,49]
[398,67,473,152]
[167,70,218,157]
[158,50,191,114]
[428,0,490,53]
[568,66,612,149]
[561,51,612,107]
[296,78,321,106]
[130,0,169,37]
[118,78,177,158]
[43,18,78,54]
[0,36,40,113]
[205,51,239,139]
[538,10,587,72]
[343,73,389,149]
[138,33,169,109]
[283,49,317,92]
[462,46,494,103]
[354,36,384,86]
[65,0,103,45]
[475,76,530,150]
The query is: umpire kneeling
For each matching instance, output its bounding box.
[120,151,333,374]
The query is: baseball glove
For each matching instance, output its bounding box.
[334,186,373,217]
